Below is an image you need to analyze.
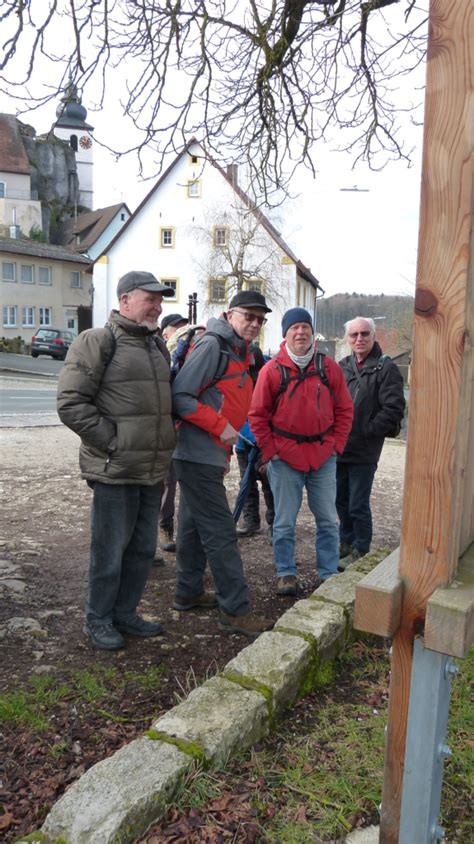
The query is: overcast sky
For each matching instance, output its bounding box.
[0,5,426,300]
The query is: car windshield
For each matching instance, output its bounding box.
[36,330,59,339]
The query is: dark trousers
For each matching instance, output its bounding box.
[174,459,250,616]
[87,481,163,623]
[236,447,275,528]
[159,461,177,530]
[336,463,377,555]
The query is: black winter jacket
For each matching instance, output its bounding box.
[337,342,405,465]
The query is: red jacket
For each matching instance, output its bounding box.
[248,343,354,472]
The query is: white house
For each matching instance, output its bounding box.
[93,139,322,354]
[59,203,131,261]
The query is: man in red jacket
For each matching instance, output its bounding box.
[249,308,353,595]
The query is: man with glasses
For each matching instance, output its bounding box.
[336,316,405,569]
[171,290,274,637]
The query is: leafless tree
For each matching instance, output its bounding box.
[189,198,289,314]
[0,1,428,202]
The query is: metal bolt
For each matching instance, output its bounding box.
[445,660,459,679]
[432,824,445,841]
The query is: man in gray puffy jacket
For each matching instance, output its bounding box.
[57,271,176,650]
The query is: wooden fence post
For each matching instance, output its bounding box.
[378,1,474,840]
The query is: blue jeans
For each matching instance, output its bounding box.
[267,455,339,581]
[336,462,377,555]
[87,481,163,624]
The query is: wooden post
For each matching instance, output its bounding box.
[379,1,474,840]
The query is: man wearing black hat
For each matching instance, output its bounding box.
[171,290,274,637]
[249,307,353,595]
[57,271,176,650]
[160,313,189,341]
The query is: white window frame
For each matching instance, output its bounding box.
[0,180,6,198]
[213,226,228,248]
[39,307,52,326]
[3,306,17,327]
[38,266,52,285]
[70,271,81,288]
[20,264,34,284]
[160,278,178,302]
[22,306,35,327]
[160,227,175,248]
[209,277,227,303]
[2,261,16,282]
[187,179,201,198]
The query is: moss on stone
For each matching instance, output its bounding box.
[220,671,274,717]
[143,730,205,762]
[14,833,48,843]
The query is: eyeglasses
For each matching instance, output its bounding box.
[348,331,371,338]
[231,308,267,326]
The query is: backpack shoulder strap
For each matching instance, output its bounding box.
[102,323,117,369]
[205,331,232,383]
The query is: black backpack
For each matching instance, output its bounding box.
[270,350,334,444]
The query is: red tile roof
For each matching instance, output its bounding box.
[0,114,31,176]
[58,204,130,252]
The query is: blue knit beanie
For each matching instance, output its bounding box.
[281,307,313,337]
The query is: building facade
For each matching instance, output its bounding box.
[93,140,322,353]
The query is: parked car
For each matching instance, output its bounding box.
[30,328,76,361]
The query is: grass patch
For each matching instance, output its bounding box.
[154,640,473,843]
[0,664,167,732]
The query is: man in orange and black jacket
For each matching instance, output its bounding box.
[171,290,274,638]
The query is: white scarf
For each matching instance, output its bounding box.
[285,342,314,370]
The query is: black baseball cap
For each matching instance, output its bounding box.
[228,290,272,313]
[117,271,176,298]
[161,313,189,331]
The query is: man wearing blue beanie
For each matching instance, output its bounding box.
[248,308,353,595]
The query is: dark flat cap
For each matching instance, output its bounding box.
[117,271,176,298]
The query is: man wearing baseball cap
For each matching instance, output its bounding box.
[249,307,353,595]
[57,271,176,650]
[171,289,274,637]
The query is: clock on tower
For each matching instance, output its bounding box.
[79,135,92,149]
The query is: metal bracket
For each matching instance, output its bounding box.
[399,636,457,843]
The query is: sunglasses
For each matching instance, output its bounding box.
[231,308,267,326]
[349,331,371,338]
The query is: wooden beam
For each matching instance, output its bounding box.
[424,543,474,658]
[354,549,402,638]
[380,1,474,841]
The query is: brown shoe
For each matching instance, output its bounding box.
[277,575,297,596]
[172,591,218,611]
[219,611,274,638]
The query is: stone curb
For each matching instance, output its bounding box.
[20,550,388,843]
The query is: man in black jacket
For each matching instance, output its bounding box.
[336,317,405,569]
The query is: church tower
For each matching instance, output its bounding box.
[54,81,94,210]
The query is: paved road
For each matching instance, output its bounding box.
[0,354,61,427]
[0,351,63,377]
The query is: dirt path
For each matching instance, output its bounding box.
[0,425,405,841]
[0,425,405,690]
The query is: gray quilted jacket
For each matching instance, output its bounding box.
[57,311,175,484]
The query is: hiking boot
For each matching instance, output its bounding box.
[153,554,166,568]
[236,522,261,537]
[277,575,297,596]
[219,612,274,638]
[339,540,353,559]
[84,622,125,651]
[338,548,361,572]
[172,591,218,612]
[159,524,176,553]
[114,614,164,637]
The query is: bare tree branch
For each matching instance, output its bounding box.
[0,0,428,202]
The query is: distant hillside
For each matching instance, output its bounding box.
[316,293,414,339]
